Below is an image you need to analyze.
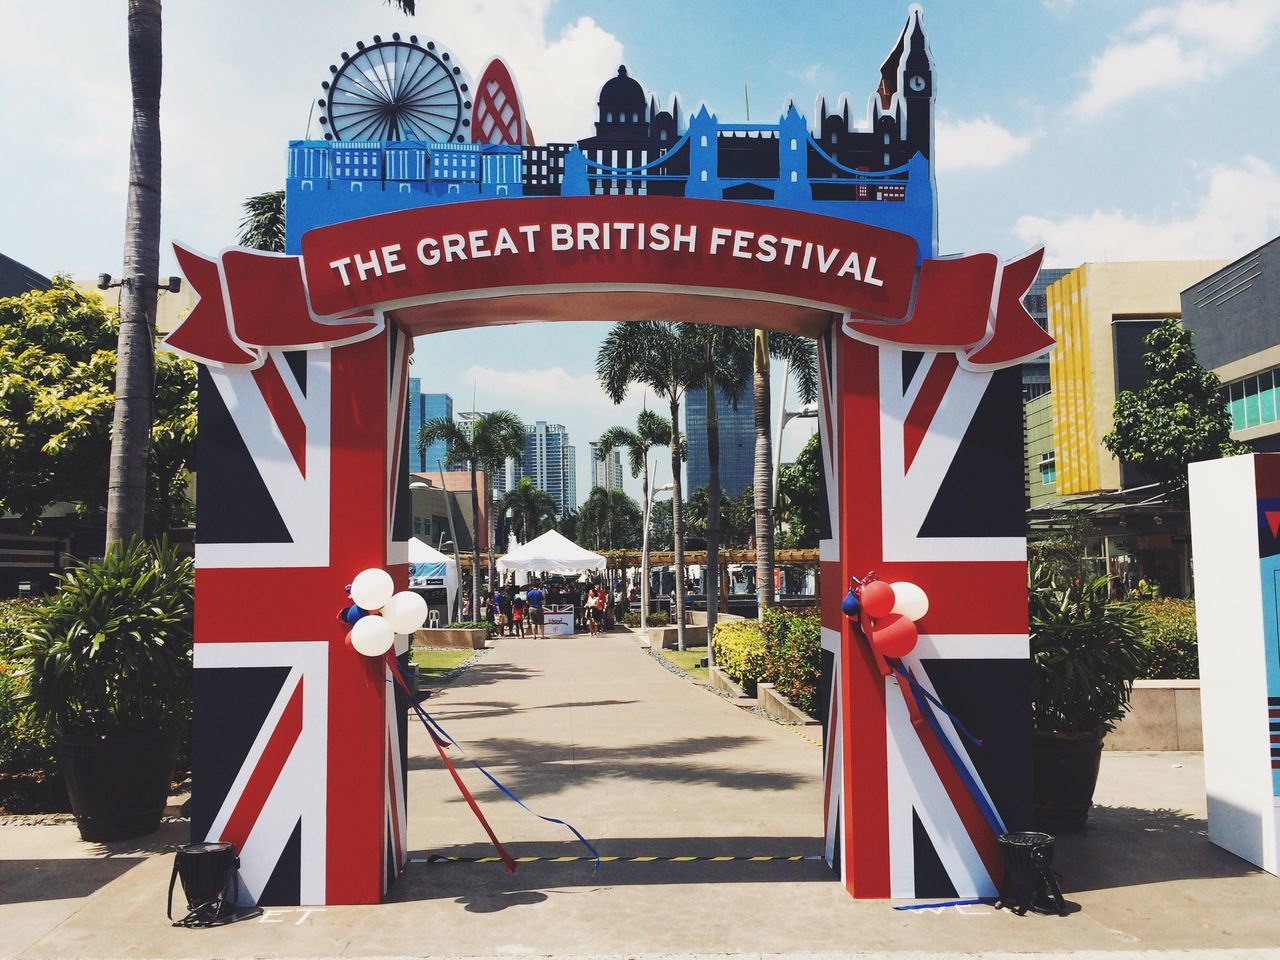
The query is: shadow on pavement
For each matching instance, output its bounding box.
[0,857,142,905]
[407,732,807,795]
[1054,804,1262,891]
[390,835,831,902]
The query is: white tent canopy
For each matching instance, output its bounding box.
[496,528,606,574]
[408,537,459,617]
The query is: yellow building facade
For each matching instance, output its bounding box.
[1047,260,1226,495]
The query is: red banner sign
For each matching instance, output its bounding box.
[165,196,1050,371]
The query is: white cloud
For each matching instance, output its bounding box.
[1014,155,1280,264]
[1071,0,1280,118]
[935,116,1034,171]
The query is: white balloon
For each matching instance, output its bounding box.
[350,568,394,611]
[383,591,429,634]
[889,581,929,622]
[350,614,395,656]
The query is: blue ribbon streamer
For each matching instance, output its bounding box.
[392,662,602,871]
[893,897,996,911]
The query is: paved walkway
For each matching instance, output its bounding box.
[4,632,1280,958]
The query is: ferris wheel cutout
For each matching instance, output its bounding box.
[319,34,472,143]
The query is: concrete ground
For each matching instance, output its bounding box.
[3,632,1279,959]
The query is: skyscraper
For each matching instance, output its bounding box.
[407,379,453,472]
[521,422,577,517]
[685,383,754,497]
[589,442,625,491]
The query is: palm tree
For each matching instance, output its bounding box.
[578,487,642,551]
[106,0,164,548]
[238,190,286,252]
[597,322,695,649]
[499,476,556,544]
[598,409,671,633]
[418,411,523,616]
[752,331,818,612]
[682,324,751,655]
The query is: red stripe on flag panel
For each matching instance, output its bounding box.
[195,568,347,640]
[866,562,1030,635]
[838,335,891,897]
[902,353,957,473]
[327,333,394,905]
[251,359,307,476]
[221,678,304,853]
[895,677,1003,883]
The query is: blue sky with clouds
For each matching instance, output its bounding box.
[3,0,1280,502]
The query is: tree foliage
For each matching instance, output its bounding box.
[238,190,286,253]
[577,486,643,550]
[1103,319,1248,501]
[0,280,196,533]
[777,432,821,548]
[686,484,754,547]
[499,476,557,544]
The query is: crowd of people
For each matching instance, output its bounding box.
[462,577,632,638]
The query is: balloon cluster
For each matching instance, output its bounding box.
[842,574,929,664]
[338,568,430,657]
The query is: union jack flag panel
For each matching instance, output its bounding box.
[191,329,412,905]
[818,331,1031,899]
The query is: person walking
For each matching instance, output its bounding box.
[511,591,525,637]
[527,580,546,639]
[585,589,600,636]
[493,590,508,637]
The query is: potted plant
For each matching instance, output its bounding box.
[1028,562,1145,831]
[16,540,192,841]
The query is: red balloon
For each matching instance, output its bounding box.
[871,613,918,659]
[860,580,896,619]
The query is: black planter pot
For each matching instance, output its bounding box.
[58,726,180,842]
[1032,731,1104,832]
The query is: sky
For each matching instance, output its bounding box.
[4,0,1280,503]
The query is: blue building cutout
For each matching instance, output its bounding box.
[285,10,937,258]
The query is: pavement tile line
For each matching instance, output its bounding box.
[412,853,827,864]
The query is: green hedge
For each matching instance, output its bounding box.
[1136,599,1198,680]
[623,611,670,627]
[711,620,768,695]
[762,609,822,716]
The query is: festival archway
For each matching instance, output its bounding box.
[170,9,1048,906]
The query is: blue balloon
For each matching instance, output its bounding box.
[343,604,368,625]
[841,587,861,618]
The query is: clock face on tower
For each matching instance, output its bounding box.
[908,74,927,93]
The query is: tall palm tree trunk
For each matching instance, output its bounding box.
[486,475,496,595]
[669,396,687,651]
[106,0,163,548]
[704,372,720,664]
[753,330,775,615]
[469,462,482,618]
[640,453,651,631]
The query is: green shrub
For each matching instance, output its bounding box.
[0,599,55,771]
[15,540,193,734]
[761,609,822,717]
[1029,564,1146,736]
[1136,598,1198,679]
[622,611,670,627]
[712,620,767,694]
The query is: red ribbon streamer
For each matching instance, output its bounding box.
[385,654,517,873]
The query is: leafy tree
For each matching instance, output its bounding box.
[0,280,196,533]
[419,411,524,613]
[598,409,672,631]
[597,322,695,648]
[577,487,642,551]
[499,476,556,544]
[238,190,286,252]
[1103,319,1248,502]
[557,508,579,543]
[686,485,753,548]
[778,433,821,548]
[649,497,673,547]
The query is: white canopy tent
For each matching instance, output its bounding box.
[407,537,459,619]
[496,529,606,575]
